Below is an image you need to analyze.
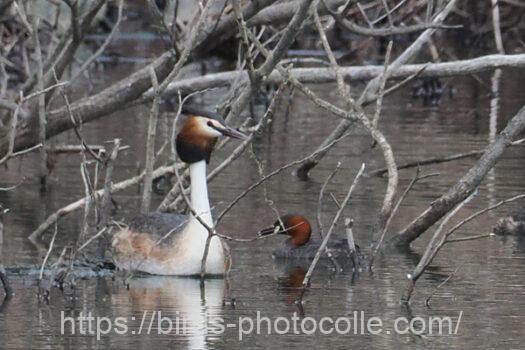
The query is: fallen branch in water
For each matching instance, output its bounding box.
[390,105,525,248]
[404,192,525,303]
[369,168,440,269]
[144,53,525,99]
[444,193,525,240]
[403,191,477,303]
[297,163,365,303]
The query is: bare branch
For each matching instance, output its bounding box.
[391,105,525,247]
[28,163,182,241]
[69,0,124,84]
[297,163,365,303]
[404,191,477,303]
[141,69,160,213]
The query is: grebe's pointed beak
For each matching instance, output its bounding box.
[257,225,281,237]
[215,125,248,140]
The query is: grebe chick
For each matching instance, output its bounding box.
[494,211,525,236]
[111,105,246,276]
[258,214,353,259]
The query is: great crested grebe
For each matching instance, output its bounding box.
[111,105,247,276]
[494,211,525,236]
[258,214,354,259]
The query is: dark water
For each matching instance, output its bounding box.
[1,51,525,350]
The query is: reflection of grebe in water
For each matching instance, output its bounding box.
[494,211,525,236]
[111,106,246,276]
[279,266,307,289]
[274,265,307,306]
[112,277,226,349]
[258,214,353,259]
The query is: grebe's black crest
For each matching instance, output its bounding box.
[180,104,226,124]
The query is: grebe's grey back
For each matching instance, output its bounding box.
[128,212,187,237]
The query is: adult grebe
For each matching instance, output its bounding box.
[111,106,247,276]
[258,214,354,259]
[494,211,525,236]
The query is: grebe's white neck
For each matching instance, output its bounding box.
[172,159,225,275]
[189,160,213,229]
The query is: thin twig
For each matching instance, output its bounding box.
[38,222,58,281]
[79,159,93,241]
[69,0,124,84]
[369,169,440,268]
[491,0,505,54]
[141,68,160,213]
[445,193,525,238]
[77,227,107,253]
[372,40,393,128]
[368,138,525,177]
[425,264,463,307]
[445,233,494,244]
[317,162,342,239]
[216,132,352,222]
[53,69,103,163]
[344,218,360,272]
[32,13,47,189]
[96,138,121,259]
[404,191,477,303]
[297,163,365,303]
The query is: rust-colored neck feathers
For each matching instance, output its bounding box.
[176,116,217,163]
[283,215,312,247]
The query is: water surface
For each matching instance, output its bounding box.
[0,50,524,350]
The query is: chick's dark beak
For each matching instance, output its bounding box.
[257,226,278,237]
[216,125,248,140]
